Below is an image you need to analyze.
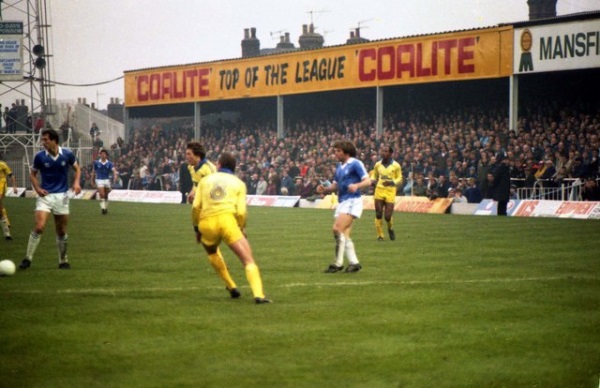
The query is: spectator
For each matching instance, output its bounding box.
[581,178,600,201]
[450,188,468,203]
[256,174,267,195]
[7,104,18,133]
[402,171,413,196]
[90,122,101,141]
[280,170,293,195]
[178,161,192,204]
[247,173,259,195]
[491,153,511,216]
[463,177,483,203]
[266,177,278,195]
[2,106,8,132]
[139,163,150,190]
[412,176,427,197]
[302,177,319,199]
[437,174,450,196]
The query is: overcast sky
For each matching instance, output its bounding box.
[2,0,598,109]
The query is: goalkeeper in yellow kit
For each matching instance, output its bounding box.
[370,145,403,241]
[192,152,271,304]
[185,141,216,204]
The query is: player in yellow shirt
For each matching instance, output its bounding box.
[185,141,216,204]
[370,145,403,241]
[0,159,17,240]
[192,152,271,304]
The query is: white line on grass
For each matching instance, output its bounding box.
[3,275,597,295]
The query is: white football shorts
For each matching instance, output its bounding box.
[334,196,363,219]
[35,192,70,215]
[95,179,111,189]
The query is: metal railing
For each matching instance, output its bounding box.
[516,178,584,201]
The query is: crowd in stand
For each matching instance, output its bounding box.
[84,102,600,202]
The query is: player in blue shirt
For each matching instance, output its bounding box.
[317,140,371,273]
[20,128,81,270]
[91,149,118,215]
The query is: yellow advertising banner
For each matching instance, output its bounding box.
[316,195,452,214]
[125,27,512,107]
[393,196,453,214]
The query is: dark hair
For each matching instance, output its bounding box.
[333,140,357,157]
[41,128,60,143]
[186,141,206,159]
[218,152,237,172]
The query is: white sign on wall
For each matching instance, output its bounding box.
[514,19,600,74]
[0,21,23,81]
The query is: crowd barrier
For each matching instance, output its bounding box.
[7,190,599,219]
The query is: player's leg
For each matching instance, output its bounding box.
[228,236,270,303]
[0,194,12,240]
[97,185,107,214]
[21,209,51,268]
[200,217,239,297]
[54,214,70,269]
[104,186,111,213]
[333,213,354,266]
[203,244,239,297]
[339,198,363,273]
[384,198,396,241]
[374,198,384,240]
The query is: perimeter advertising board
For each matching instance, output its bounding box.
[0,21,23,81]
[514,18,600,74]
[125,27,512,107]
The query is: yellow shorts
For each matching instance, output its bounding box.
[0,180,6,196]
[373,187,397,204]
[198,213,244,247]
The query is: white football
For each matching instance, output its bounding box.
[0,259,16,276]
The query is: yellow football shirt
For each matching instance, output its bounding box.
[192,171,247,229]
[370,159,403,191]
[188,159,217,186]
[0,161,13,194]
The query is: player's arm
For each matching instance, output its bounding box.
[71,162,82,194]
[191,184,203,242]
[391,164,403,186]
[236,183,248,230]
[191,183,204,225]
[29,168,46,197]
[370,165,379,186]
[352,174,373,192]
[317,181,338,195]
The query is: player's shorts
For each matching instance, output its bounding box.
[335,196,363,219]
[95,179,111,189]
[0,180,6,196]
[198,212,244,247]
[373,187,397,203]
[35,192,70,215]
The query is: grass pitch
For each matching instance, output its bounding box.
[1,197,599,387]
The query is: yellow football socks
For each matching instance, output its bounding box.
[245,263,265,299]
[375,218,384,238]
[208,251,237,290]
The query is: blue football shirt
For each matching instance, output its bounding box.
[334,157,369,202]
[32,147,78,193]
[93,159,114,180]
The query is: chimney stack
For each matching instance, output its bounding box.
[241,27,260,57]
[527,0,557,20]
